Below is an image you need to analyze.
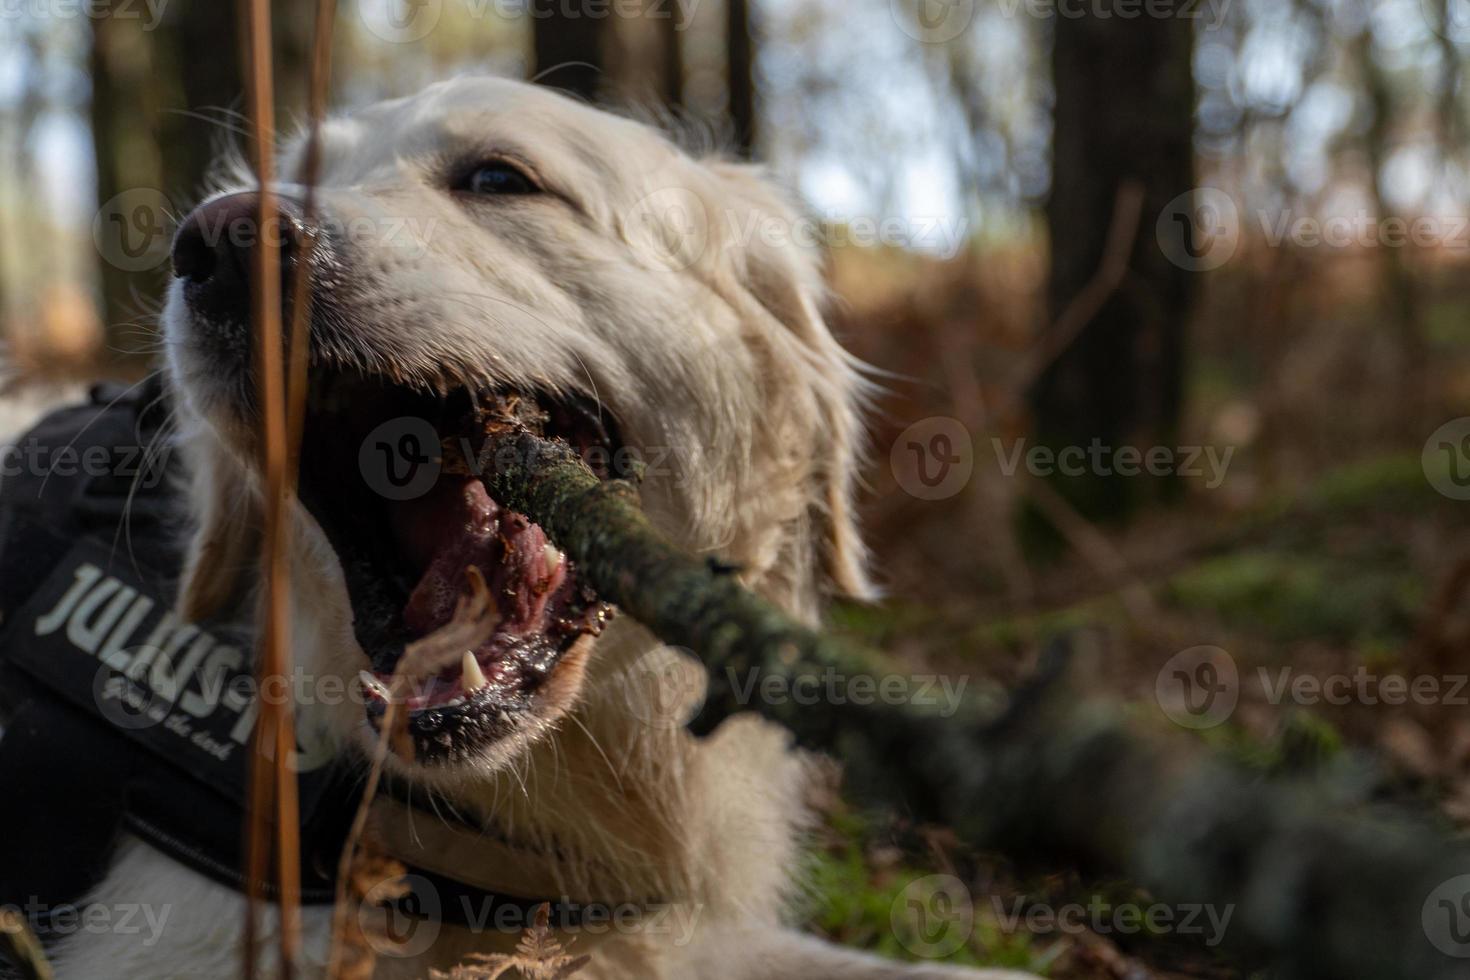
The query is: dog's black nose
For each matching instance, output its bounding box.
[172,191,304,318]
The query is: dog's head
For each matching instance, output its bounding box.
[162,77,871,781]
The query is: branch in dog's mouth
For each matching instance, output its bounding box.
[297,377,617,764]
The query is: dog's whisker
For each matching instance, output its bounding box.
[162,105,254,140]
[113,411,179,579]
[565,712,623,794]
[36,374,157,500]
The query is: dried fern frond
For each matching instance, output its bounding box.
[326,568,500,978]
[333,830,409,980]
[429,904,591,980]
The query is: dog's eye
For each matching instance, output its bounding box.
[459,161,539,196]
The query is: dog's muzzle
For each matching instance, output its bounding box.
[170,191,321,366]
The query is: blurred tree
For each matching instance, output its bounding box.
[727,0,755,156]
[606,3,683,109]
[89,2,164,354]
[89,1,312,363]
[543,3,685,110]
[1355,28,1427,431]
[1029,9,1195,523]
[151,7,244,205]
[532,9,605,100]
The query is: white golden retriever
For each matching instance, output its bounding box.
[43,78,1036,979]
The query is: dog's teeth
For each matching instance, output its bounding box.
[359,670,392,702]
[543,543,562,574]
[461,651,487,691]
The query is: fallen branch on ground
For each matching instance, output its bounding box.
[472,426,1470,980]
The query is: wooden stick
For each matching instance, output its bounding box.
[471,425,1470,980]
[472,426,994,820]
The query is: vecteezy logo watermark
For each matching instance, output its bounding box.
[359,417,443,501]
[1157,187,1240,272]
[891,417,974,501]
[991,438,1234,488]
[625,647,708,730]
[1155,646,1239,730]
[358,0,704,44]
[1423,875,1470,958]
[991,896,1234,946]
[996,0,1231,27]
[1257,668,1470,708]
[1257,210,1470,251]
[891,875,973,958]
[625,191,970,272]
[888,0,977,43]
[1156,651,1470,729]
[186,208,437,258]
[358,0,443,42]
[1423,417,1470,501]
[94,188,177,273]
[0,900,172,945]
[0,0,170,29]
[0,439,170,487]
[359,873,442,958]
[358,417,684,501]
[458,896,702,945]
[357,875,701,957]
[725,667,970,717]
[627,186,711,272]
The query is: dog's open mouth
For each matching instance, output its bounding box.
[297,373,618,764]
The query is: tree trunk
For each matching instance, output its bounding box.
[605,2,683,109]
[150,4,245,207]
[726,0,755,157]
[1030,12,1195,523]
[1356,29,1426,435]
[89,4,163,360]
[532,12,606,102]
[89,2,316,368]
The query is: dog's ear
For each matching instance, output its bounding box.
[177,438,258,622]
[702,161,876,601]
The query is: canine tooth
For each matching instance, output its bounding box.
[544,543,562,574]
[358,670,392,702]
[461,651,488,691]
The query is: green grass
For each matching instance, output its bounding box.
[1163,549,1422,647]
[805,811,1061,974]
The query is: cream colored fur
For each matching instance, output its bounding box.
[25,78,1036,979]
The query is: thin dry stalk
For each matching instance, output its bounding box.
[325,571,501,979]
[333,832,412,980]
[0,909,53,980]
[238,0,302,974]
[1024,476,1159,627]
[973,182,1152,624]
[994,180,1146,425]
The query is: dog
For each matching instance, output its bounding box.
[27,77,1038,979]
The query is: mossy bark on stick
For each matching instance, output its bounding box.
[475,429,1470,980]
[473,429,992,814]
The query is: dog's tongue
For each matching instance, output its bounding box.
[390,478,562,637]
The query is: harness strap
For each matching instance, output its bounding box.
[0,385,597,939]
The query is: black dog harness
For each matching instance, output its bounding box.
[0,384,585,943]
